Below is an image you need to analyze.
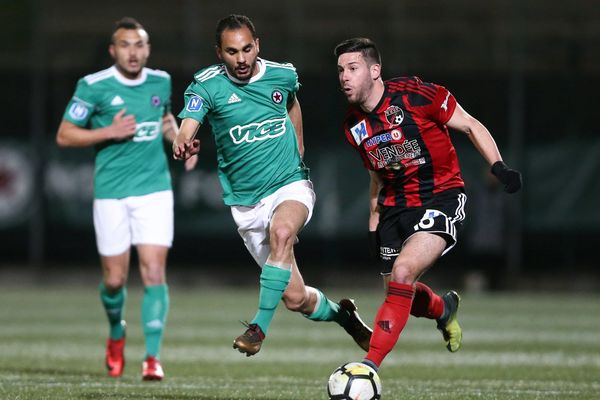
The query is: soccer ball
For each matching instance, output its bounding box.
[327,362,382,400]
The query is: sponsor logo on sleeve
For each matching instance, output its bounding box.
[441,92,450,112]
[68,102,89,120]
[186,95,204,112]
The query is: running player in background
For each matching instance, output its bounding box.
[334,37,522,370]
[56,17,196,380]
[173,14,372,357]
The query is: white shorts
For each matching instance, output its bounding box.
[231,180,315,267]
[93,190,174,256]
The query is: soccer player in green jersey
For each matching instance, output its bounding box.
[56,17,195,380]
[173,14,372,357]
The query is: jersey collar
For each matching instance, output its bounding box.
[110,65,148,86]
[224,58,266,84]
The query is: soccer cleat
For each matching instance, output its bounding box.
[142,356,164,381]
[339,298,372,352]
[105,321,126,377]
[436,290,462,352]
[233,322,265,357]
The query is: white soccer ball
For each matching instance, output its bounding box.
[327,361,382,400]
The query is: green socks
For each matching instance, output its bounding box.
[251,264,291,335]
[99,283,127,340]
[100,283,169,358]
[305,289,349,326]
[142,284,170,359]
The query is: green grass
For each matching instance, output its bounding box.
[0,286,599,399]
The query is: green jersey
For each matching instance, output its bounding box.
[178,58,309,206]
[62,66,172,199]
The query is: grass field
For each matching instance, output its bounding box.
[1,285,599,399]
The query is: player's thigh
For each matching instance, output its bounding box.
[270,200,309,239]
[129,190,174,248]
[391,231,447,282]
[231,204,270,267]
[93,198,131,256]
[269,180,315,232]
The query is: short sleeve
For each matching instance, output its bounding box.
[62,79,96,127]
[426,84,457,125]
[178,80,212,123]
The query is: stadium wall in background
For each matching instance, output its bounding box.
[0,0,598,285]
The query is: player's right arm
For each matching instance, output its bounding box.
[172,118,201,160]
[368,170,382,231]
[56,109,137,147]
[368,170,382,261]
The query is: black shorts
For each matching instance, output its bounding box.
[377,188,467,274]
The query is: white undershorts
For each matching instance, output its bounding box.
[231,180,315,267]
[93,190,174,256]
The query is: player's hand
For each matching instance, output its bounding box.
[491,161,522,193]
[368,231,380,261]
[184,154,199,171]
[109,109,137,140]
[172,138,200,160]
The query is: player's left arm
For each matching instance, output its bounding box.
[447,102,522,193]
[287,94,304,159]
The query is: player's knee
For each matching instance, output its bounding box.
[269,225,295,251]
[103,277,126,292]
[140,265,166,286]
[390,262,418,285]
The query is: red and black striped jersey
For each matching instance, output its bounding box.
[342,76,465,208]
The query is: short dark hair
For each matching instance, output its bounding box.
[215,14,257,47]
[112,17,147,43]
[334,37,381,66]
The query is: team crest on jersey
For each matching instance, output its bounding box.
[68,102,89,121]
[151,95,161,107]
[350,120,369,145]
[186,95,204,112]
[271,90,283,104]
[385,105,404,126]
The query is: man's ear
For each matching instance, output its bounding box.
[215,45,222,60]
[370,63,381,81]
[255,38,260,54]
[109,44,115,59]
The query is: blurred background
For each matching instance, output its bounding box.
[1,0,598,291]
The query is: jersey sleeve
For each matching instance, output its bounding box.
[423,82,457,125]
[178,79,212,123]
[290,67,300,94]
[62,78,96,127]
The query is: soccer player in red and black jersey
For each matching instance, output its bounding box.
[334,37,522,371]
